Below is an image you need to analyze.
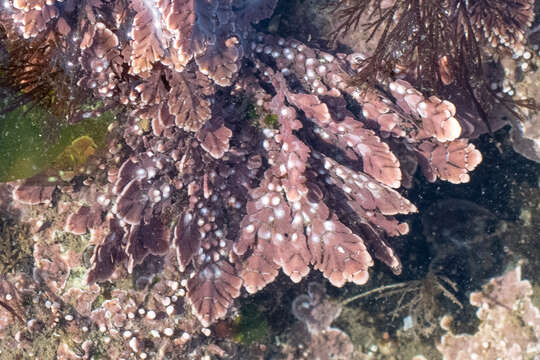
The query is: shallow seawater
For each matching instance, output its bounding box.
[1,0,540,359]
[0,97,114,182]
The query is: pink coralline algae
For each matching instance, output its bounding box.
[0,232,204,359]
[0,0,488,327]
[288,282,354,360]
[438,265,540,359]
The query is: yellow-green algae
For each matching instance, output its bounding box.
[263,113,279,129]
[232,303,270,345]
[0,100,114,182]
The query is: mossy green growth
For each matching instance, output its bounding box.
[0,216,33,274]
[0,100,114,182]
[263,113,279,129]
[246,102,258,121]
[232,303,270,345]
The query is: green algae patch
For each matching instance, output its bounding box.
[246,102,258,121]
[232,303,270,345]
[54,136,98,177]
[0,102,114,182]
[263,113,279,129]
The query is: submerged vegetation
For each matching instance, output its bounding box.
[232,304,270,345]
[330,0,537,129]
[0,99,115,182]
[0,213,32,275]
[341,263,462,338]
[0,25,116,182]
[0,0,539,358]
